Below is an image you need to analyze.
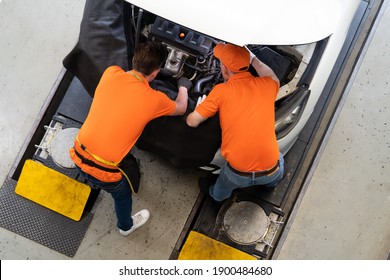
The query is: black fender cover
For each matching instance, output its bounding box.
[63,0,132,97]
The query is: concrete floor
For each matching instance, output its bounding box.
[0,0,389,260]
[276,0,390,260]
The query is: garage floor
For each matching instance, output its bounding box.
[0,0,389,260]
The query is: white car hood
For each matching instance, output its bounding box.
[126,0,343,45]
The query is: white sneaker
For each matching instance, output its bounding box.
[119,209,150,236]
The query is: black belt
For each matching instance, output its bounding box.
[227,161,280,178]
[73,148,120,174]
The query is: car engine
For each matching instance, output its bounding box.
[138,16,223,95]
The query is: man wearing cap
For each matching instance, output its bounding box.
[186,43,285,202]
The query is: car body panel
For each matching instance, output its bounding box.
[126,0,343,45]
[284,0,360,113]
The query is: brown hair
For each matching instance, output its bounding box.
[132,42,168,76]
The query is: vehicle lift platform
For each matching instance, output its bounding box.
[0,0,383,259]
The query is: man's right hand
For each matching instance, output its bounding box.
[178,77,192,90]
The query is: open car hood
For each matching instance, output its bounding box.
[126,0,343,45]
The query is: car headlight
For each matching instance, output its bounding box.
[275,85,310,139]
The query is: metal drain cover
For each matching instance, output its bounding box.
[223,201,269,245]
[49,127,79,169]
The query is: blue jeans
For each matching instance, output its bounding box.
[210,154,285,202]
[76,167,133,231]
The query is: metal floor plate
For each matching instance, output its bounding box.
[0,178,93,257]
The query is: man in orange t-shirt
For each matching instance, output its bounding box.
[70,42,191,235]
[187,43,284,202]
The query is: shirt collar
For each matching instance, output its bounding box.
[227,71,252,82]
[129,70,148,84]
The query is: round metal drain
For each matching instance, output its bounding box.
[49,127,79,169]
[223,201,269,245]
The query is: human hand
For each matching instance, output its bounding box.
[178,77,192,90]
[196,95,206,107]
[245,45,256,64]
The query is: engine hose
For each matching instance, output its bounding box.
[194,75,215,92]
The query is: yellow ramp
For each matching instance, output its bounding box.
[15,159,91,221]
[178,231,257,260]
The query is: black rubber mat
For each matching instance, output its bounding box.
[0,178,93,257]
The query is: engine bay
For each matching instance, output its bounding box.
[130,7,317,101]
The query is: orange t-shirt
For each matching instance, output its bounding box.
[195,72,280,172]
[77,66,176,163]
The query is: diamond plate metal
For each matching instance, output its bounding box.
[0,178,93,257]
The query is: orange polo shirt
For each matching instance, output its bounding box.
[195,72,280,172]
[76,66,176,164]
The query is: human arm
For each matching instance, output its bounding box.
[170,77,191,116]
[186,95,207,127]
[186,110,207,127]
[171,86,188,116]
[246,47,280,86]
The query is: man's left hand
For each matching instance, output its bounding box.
[196,95,206,107]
